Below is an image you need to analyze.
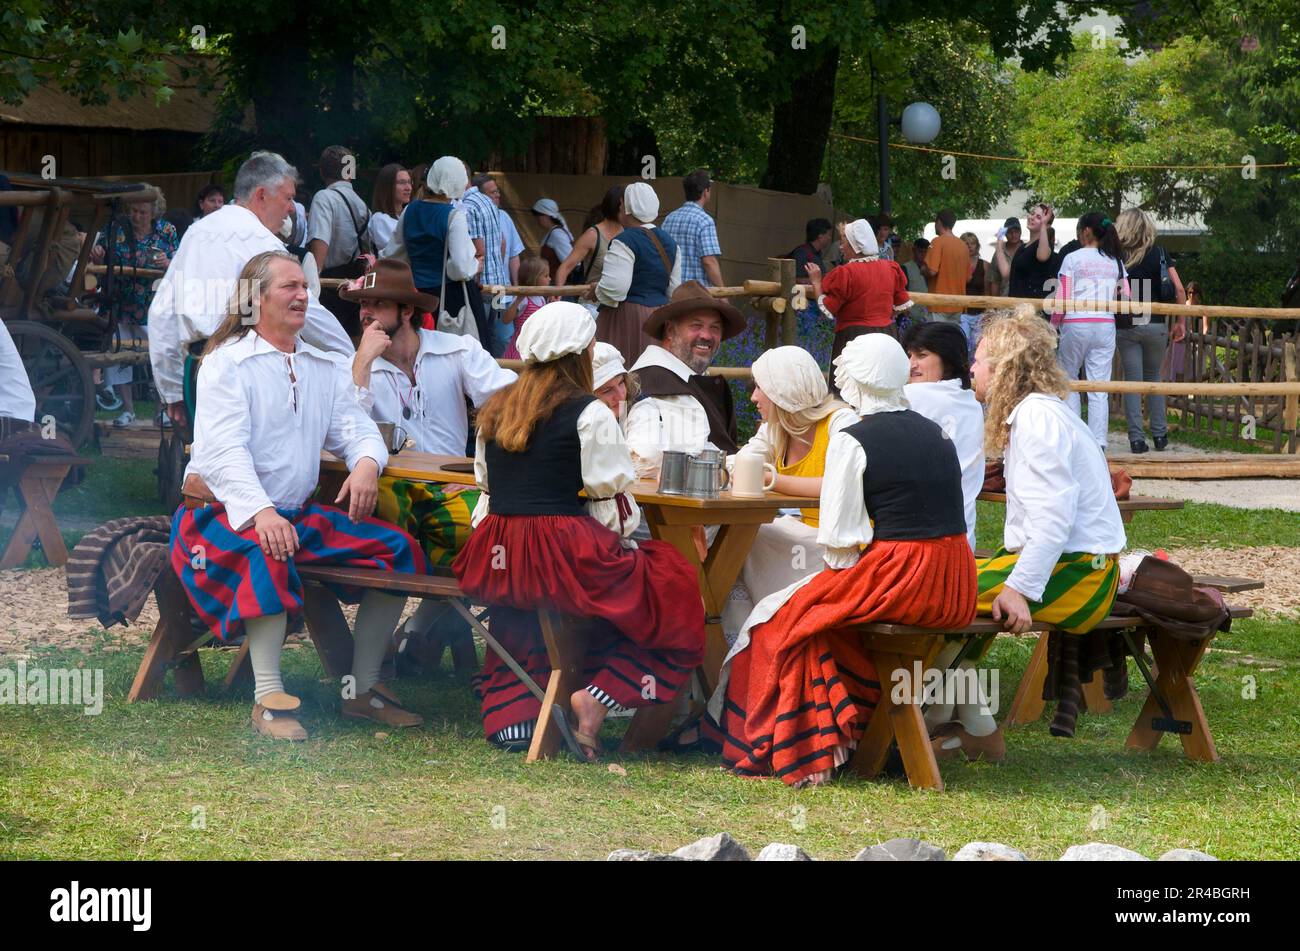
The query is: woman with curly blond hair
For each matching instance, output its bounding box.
[970,305,1127,702]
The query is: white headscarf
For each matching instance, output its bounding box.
[622,181,660,223]
[842,218,880,259]
[833,333,911,415]
[591,342,628,390]
[515,301,596,364]
[532,198,572,239]
[427,156,468,200]
[751,346,828,413]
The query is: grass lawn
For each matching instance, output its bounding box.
[1,615,1297,861]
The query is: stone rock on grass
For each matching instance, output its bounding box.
[672,832,751,861]
[1060,843,1150,861]
[608,849,683,861]
[757,843,813,861]
[953,842,1027,861]
[854,838,946,861]
[1158,848,1219,861]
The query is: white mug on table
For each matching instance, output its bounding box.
[731,450,777,498]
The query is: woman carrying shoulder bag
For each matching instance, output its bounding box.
[1114,208,1186,453]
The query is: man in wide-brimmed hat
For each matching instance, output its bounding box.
[343,258,515,670]
[626,279,746,479]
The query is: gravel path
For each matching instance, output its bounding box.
[2,547,1296,659]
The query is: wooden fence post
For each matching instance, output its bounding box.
[1285,341,1298,454]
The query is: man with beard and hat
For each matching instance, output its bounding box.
[625,280,746,481]
[345,258,516,665]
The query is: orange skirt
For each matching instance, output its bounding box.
[716,533,976,785]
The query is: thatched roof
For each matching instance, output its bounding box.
[0,59,219,134]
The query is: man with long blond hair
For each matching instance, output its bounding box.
[968,306,1127,744]
[172,250,428,741]
[452,302,704,758]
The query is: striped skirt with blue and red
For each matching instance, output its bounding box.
[170,501,427,641]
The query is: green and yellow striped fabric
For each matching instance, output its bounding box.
[975,549,1119,634]
[376,477,479,568]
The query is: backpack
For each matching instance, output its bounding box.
[1156,246,1176,304]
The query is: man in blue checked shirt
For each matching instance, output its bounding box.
[461,172,508,350]
[661,169,723,287]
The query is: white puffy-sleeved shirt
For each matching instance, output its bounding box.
[625,345,712,479]
[187,332,387,532]
[814,407,918,569]
[470,400,642,537]
[903,379,985,549]
[354,329,516,455]
[594,224,683,307]
[0,320,36,422]
[147,203,355,405]
[1000,393,1126,600]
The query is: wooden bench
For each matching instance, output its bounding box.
[848,608,1251,792]
[130,562,672,761]
[0,452,90,568]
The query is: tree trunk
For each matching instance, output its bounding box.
[242,5,314,176]
[760,43,840,194]
[603,122,660,177]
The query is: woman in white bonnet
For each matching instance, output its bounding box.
[590,341,639,426]
[721,347,857,636]
[706,333,976,786]
[663,346,855,753]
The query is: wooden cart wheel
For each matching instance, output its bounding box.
[5,320,96,448]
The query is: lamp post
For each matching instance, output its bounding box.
[876,96,941,215]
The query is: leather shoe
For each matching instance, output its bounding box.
[931,723,1006,763]
[1153,435,1168,451]
[342,682,423,728]
[251,692,308,741]
[1129,438,1149,454]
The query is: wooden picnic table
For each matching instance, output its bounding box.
[977,491,1184,525]
[319,451,816,696]
[0,452,90,568]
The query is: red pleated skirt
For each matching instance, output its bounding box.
[452,513,705,735]
[715,533,977,786]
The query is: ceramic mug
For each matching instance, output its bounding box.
[731,451,777,498]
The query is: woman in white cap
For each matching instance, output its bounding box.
[532,198,574,279]
[805,219,913,391]
[720,346,857,642]
[452,302,704,759]
[591,341,639,424]
[380,156,486,342]
[594,180,682,364]
[707,333,976,786]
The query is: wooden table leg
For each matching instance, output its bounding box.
[1005,632,1049,725]
[1125,632,1217,761]
[527,611,590,762]
[301,587,355,681]
[0,464,71,568]
[620,703,679,753]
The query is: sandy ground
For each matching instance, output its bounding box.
[1130,478,1300,511]
[1,546,1295,659]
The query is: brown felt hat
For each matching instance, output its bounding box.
[642,280,746,341]
[338,258,438,311]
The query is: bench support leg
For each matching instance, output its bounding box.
[129,571,204,702]
[301,588,355,682]
[847,637,946,791]
[1125,632,1217,762]
[0,465,72,568]
[223,641,253,692]
[527,611,590,762]
[1005,632,1049,725]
